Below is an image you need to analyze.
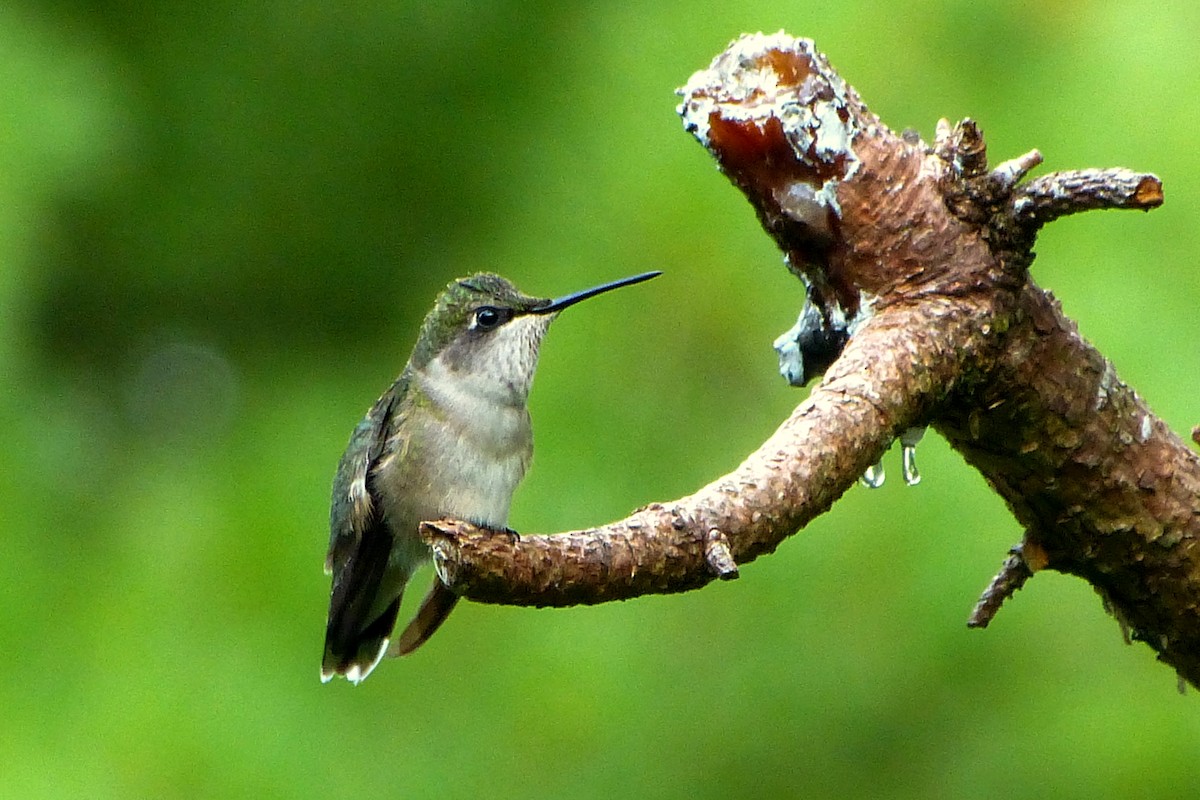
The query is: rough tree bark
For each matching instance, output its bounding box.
[421,32,1200,688]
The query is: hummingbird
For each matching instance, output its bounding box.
[321,269,661,683]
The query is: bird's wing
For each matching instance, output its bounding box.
[322,377,410,681]
[324,379,403,576]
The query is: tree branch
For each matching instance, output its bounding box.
[423,32,1200,688]
[425,295,975,605]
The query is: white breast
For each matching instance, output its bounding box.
[396,351,534,528]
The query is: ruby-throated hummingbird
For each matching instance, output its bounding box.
[321,269,661,683]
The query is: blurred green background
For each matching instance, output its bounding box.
[4,1,1199,798]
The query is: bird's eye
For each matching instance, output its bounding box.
[473,306,504,330]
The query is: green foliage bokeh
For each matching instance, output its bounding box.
[5,2,1199,798]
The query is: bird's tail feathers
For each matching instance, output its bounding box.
[389,580,459,657]
[321,591,402,684]
[322,515,405,684]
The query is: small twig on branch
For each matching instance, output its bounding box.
[967,538,1049,628]
[934,117,989,178]
[989,149,1043,190]
[1013,168,1163,228]
[704,529,740,580]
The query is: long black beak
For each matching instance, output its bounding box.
[536,270,662,314]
